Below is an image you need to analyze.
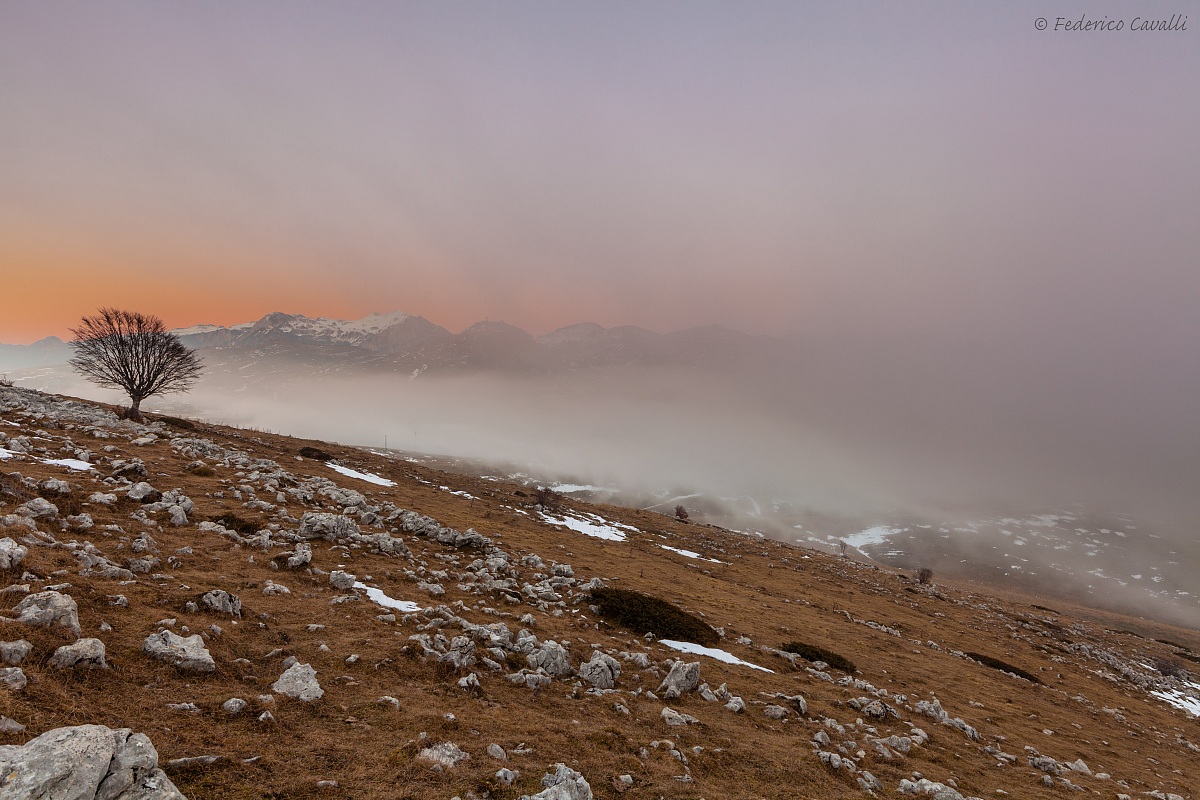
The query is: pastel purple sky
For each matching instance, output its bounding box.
[1,1,1197,347]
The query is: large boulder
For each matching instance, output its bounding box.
[578,652,622,690]
[272,662,323,701]
[126,482,161,503]
[15,497,58,519]
[0,639,32,665]
[520,763,593,800]
[0,724,186,799]
[49,638,108,669]
[142,630,216,673]
[0,537,28,570]
[199,590,241,617]
[656,661,701,700]
[297,512,360,541]
[527,641,573,677]
[11,591,81,638]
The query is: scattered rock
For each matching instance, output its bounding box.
[0,639,32,665]
[417,741,470,770]
[222,698,248,715]
[578,651,622,689]
[0,724,185,799]
[142,630,216,673]
[656,661,700,700]
[0,538,27,570]
[661,707,699,726]
[329,570,356,591]
[10,591,81,638]
[272,662,323,701]
[199,589,242,617]
[520,763,593,800]
[0,667,27,691]
[48,638,108,669]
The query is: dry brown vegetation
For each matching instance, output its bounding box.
[0,392,1197,799]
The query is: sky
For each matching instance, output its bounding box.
[1,1,1196,346]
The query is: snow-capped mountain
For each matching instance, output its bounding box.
[159,311,780,374]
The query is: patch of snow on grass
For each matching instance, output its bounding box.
[539,511,635,542]
[1151,684,1200,717]
[844,526,902,549]
[328,463,396,487]
[660,640,773,673]
[660,545,724,564]
[0,448,93,471]
[40,457,94,471]
[551,483,610,493]
[354,582,421,613]
[439,486,477,500]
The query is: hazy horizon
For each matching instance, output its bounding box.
[1,3,1196,622]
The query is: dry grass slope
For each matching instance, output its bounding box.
[0,386,1196,800]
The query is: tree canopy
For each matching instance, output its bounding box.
[68,308,203,422]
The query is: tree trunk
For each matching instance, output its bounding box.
[127,397,144,423]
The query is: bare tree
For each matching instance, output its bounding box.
[69,308,203,423]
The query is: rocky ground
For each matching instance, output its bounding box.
[0,384,1196,799]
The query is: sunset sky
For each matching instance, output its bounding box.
[1,2,1197,346]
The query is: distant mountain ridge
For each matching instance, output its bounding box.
[1,310,784,376]
[171,311,783,374]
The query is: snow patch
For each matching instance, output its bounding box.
[327,463,396,487]
[660,640,773,673]
[844,526,903,549]
[1151,683,1200,717]
[40,457,95,472]
[354,582,421,613]
[539,510,636,542]
[660,545,724,564]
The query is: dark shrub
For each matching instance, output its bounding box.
[211,513,258,535]
[534,486,562,511]
[965,652,1043,684]
[157,415,196,430]
[1154,656,1190,680]
[780,641,857,673]
[674,505,689,521]
[916,567,934,585]
[590,587,718,646]
[299,446,333,461]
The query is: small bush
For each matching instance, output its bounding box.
[299,446,333,461]
[187,464,216,477]
[1154,656,1190,680]
[590,587,718,646]
[157,415,196,430]
[533,486,562,511]
[211,513,258,535]
[780,641,857,673]
[674,505,689,521]
[965,652,1043,684]
[915,567,934,585]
